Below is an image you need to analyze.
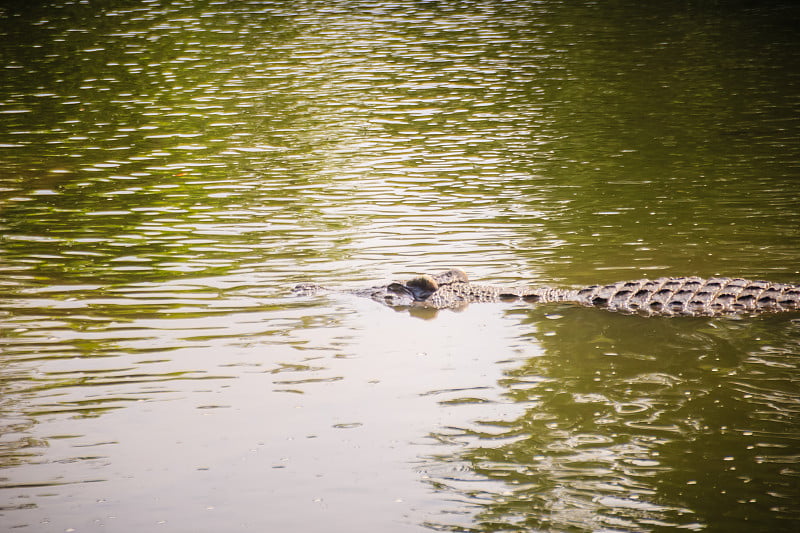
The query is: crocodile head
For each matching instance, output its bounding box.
[363,274,440,306]
[368,269,471,307]
[295,268,472,310]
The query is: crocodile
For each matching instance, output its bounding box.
[294,268,800,317]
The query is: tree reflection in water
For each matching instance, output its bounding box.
[422,307,800,532]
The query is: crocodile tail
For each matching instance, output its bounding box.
[574,277,800,316]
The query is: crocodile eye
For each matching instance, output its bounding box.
[404,275,438,300]
[387,283,412,295]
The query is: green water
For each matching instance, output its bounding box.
[1,1,799,531]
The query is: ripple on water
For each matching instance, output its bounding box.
[1,0,799,531]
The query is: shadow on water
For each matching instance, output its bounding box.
[421,306,800,532]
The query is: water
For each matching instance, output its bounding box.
[1,1,799,531]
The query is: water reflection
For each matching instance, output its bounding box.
[2,0,798,286]
[423,309,800,531]
[1,0,799,530]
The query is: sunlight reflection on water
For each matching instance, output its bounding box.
[1,0,800,531]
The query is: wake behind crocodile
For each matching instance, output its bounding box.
[294,268,800,317]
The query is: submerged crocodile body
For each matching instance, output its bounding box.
[294,268,800,317]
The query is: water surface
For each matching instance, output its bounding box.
[1,1,799,531]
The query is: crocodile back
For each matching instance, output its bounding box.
[424,282,506,308]
[573,277,800,316]
[423,282,577,308]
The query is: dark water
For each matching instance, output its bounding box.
[1,1,799,531]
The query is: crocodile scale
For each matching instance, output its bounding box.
[561,277,800,316]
